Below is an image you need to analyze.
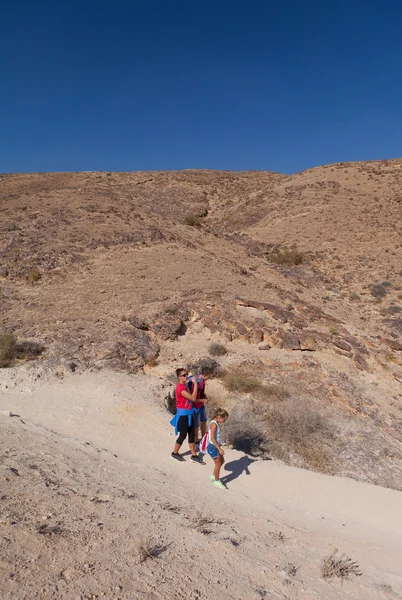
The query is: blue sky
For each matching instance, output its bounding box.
[1,0,402,174]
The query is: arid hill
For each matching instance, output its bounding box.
[1,161,402,488]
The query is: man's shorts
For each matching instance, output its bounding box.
[193,405,207,427]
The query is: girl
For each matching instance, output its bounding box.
[207,408,229,489]
[170,368,204,464]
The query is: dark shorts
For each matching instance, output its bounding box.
[193,405,207,427]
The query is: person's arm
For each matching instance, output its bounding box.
[199,387,208,404]
[209,422,224,455]
[181,379,198,402]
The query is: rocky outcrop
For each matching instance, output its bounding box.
[129,304,191,341]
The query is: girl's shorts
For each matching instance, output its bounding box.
[207,443,220,459]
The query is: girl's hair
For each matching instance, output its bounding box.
[176,368,186,377]
[212,408,229,419]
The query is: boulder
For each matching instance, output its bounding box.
[299,334,317,351]
[331,339,352,352]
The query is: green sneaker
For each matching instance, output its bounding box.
[210,474,215,481]
[213,479,225,490]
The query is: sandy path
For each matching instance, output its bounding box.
[1,369,401,599]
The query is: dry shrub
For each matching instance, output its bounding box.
[266,246,303,266]
[208,342,228,356]
[223,369,260,393]
[223,369,288,402]
[0,333,17,367]
[184,214,202,227]
[28,267,41,282]
[15,340,44,359]
[187,357,222,376]
[0,334,45,368]
[371,283,388,298]
[321,549,361,580]
[266,403,335,473]
[138,539,171,563]
[224,405,267,456]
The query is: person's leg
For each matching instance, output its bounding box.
[187,420,198,457]
[193,410,200,444]
[172,416,188,455]
[200,405,207,437]
[213,456,223,480]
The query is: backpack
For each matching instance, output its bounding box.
[199,420,217,455]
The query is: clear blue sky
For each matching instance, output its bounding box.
[1,0,402,174]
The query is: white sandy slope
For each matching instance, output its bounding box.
[0,368,401,600]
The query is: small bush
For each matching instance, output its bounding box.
[224,405,267,456]
[223,370,261,394]
[371,283,388,298]
[15,340,44,359]
[321,549,361,580]
[0,335,44,367]
[187,357,222,376]
[28,267,41,282]
[266,404,335,472]
[138,540,171,564]
[208,342,228,356]
[266,246,303,267]
[184,214,202,227]
[223,369,288,401]
[0,333,17,367]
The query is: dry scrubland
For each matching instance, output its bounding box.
[0,160,402,598]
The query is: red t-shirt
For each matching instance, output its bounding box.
[176,383,193,410]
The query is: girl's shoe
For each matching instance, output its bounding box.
[213,479,225,489]
[210,474,215,481]
[190,455,205,465]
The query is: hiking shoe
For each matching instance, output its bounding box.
[213,479,225,489]
[190,455,205,465]
[171,452,185,462]
[210,474,216,481]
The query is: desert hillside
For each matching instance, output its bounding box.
[0,161,402,598]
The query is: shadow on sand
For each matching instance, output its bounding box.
[220,455,258,485]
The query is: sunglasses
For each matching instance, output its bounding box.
[179,373,188,377]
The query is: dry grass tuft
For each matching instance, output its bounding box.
[270,530,286,543]
[28,266,41,282]
[321,549,361,580]
[138,539,171,564]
